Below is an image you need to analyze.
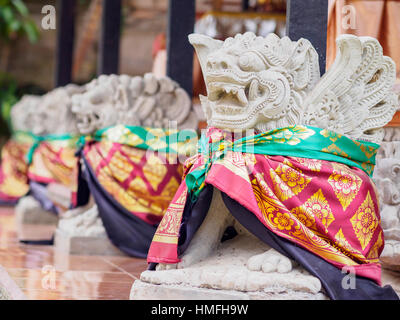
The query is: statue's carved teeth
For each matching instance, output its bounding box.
[209,90,220,101]
[215,105,244,115]
[237,88,248,106]
[249,79,259,100]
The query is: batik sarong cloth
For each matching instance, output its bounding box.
[147,125,384,285]
[82,125,198,225]
[0,132,33,204]
[27,135,79,207]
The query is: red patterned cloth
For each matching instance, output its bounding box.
[83,140,184,225]
[148,126,384,284]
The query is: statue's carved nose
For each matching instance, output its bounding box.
[207,56,229,71]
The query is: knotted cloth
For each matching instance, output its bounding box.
[77,124,198,256]
[147,125,384,284]
[80,125,197,224]
[0,131,79,208]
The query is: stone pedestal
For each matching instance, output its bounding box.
[130,280,327,300]
[54,229,125,256]
[47,183,72,211]
[54,204,126,256]
[130,235,327,300]
[15,196,58,241]
[15,196,58,225]
[382,268,400,297]
[131,268,400,300]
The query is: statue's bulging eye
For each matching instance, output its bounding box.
[238,52,264,72]
[239,54,252,70]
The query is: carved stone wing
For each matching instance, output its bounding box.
[302,35,397,143]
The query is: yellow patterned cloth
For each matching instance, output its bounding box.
[28,139,79,206]
[0,139,31,203]
[83,140,185,225]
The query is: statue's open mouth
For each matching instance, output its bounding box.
[207,74,260,114]
[75,112,96,134]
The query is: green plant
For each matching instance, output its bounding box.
[0,73,17,139]
[0,0,39,43]
[0,1,40,139]
[0,74,17,122]
[0,0,40,71]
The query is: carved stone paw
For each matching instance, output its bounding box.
[247,249,294,273]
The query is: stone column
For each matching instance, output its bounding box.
[374,127,400,270]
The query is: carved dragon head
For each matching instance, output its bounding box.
[31,84,86,136]
[71,73,199,136]
[189,32,320,132]
[190,32,398,143]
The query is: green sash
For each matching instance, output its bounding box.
[78,124,198,155]
[186,125,379,201]
[12,131,79,164]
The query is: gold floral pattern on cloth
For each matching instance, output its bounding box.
[334,228,365,260]
[245,153,382,268]
[291,189,334,234]
[328,162,362,211]
[251,173,358,266]
[304,189,335,231]
[270,162,311,201]
[320,128,342,142]
[353,141,378,160]
[152,187,188,245]
[322,143,349,158]
[350,191,379,250]
[258,125,316,145]
[335,228,352,251]
[291,206,316,229]
[367,231,383,262]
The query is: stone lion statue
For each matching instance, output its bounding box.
[14,84,87,232]
[57,73,199,244]
[133,32,398,300]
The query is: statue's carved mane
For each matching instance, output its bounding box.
[190,32,398,144]
[71,73,199,135]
